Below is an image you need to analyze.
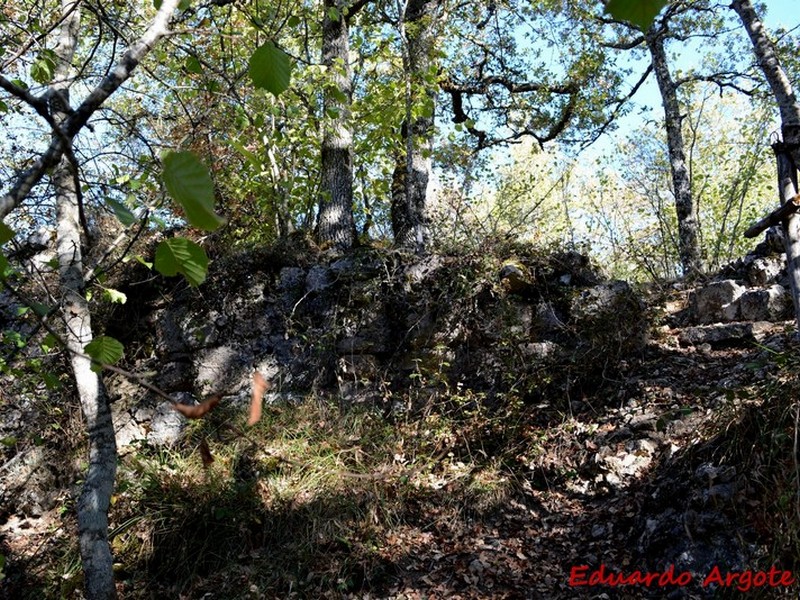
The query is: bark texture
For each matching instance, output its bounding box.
[731,0,800,128]
[645,28,701,276]
[51,2,118,598]
[776,148,800,328]
[318,0,355,250]
[732,0,800,328]
[391,0,439,253]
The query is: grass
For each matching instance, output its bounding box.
[90,391,529,599]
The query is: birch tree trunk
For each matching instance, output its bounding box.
[318,0,355,250]
[50,3,118,598]
[732,0,800,328]
[47,2,117,598]
[391,0,439,253]
[645,28,702,276]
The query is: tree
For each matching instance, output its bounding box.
[0,2,183,596]
[49,2,119,597]
[645,19,701,275]
[391,0,442,252]
[0,0,277,594]
[318,0,357,249]
[732,0,800,327]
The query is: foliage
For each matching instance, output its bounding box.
[83,336,125,373]
[3,0,800,597]
[154,237,210,287]
[606,0,669,30]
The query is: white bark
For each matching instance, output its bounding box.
[0,0,183,220]
[0,1,185,596]
[51,2,118,598]
[732,0,800,328]
[776,150,800,328]
[731,0,800,129]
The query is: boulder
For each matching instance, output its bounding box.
[499,261,534,295]
[739,285,792,321]
[677,321,772,347]
[570,280,646,354]
[689,280,745,324]
[745,256,784,287]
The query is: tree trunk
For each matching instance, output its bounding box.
[732,0,800,327]
[52,2,117,598]
[731,0,800,128]
[645,28,702,276]
[731,0,800,164]
[318,0,355,250]
[775,146,800,328]
[391,0,439,253]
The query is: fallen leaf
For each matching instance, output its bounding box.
[171,395,221,419]
[248,371,271,426]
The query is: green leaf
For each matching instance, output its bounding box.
[178,0,191,9]
[30,49,57,84]
[0,437,17,447]
[162,151,225,231]
[184,55,203,74]
[605,0,668,30]
[154,237,209,286]
[0,254,10,279]
[0,222,15,245]
[248,42,292,96]
[41,333,59,353]
[106,198,137,226]
[31,302,50,317]
[135,255,153,269]
[84,336,124,373]
[43,372,61,390]
[227,138,262,169]
[102,287,127,304]
[287,15,301,27]
[0,100,7,113]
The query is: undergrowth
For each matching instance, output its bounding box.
[79,390,548,599]
[686,344,800,599]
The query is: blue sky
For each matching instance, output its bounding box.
[579,0,800,162]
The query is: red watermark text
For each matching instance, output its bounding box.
[569,564,795,592]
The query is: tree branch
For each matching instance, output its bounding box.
[0,0,182,221]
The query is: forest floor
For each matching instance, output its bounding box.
[1,291,799,599]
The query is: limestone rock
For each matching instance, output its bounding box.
[677,321,772,346]
[745,256,784,287]
[689,280,746,324]
[570,280,647,355]
[739,285,792,321]
[499,262,533,295]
